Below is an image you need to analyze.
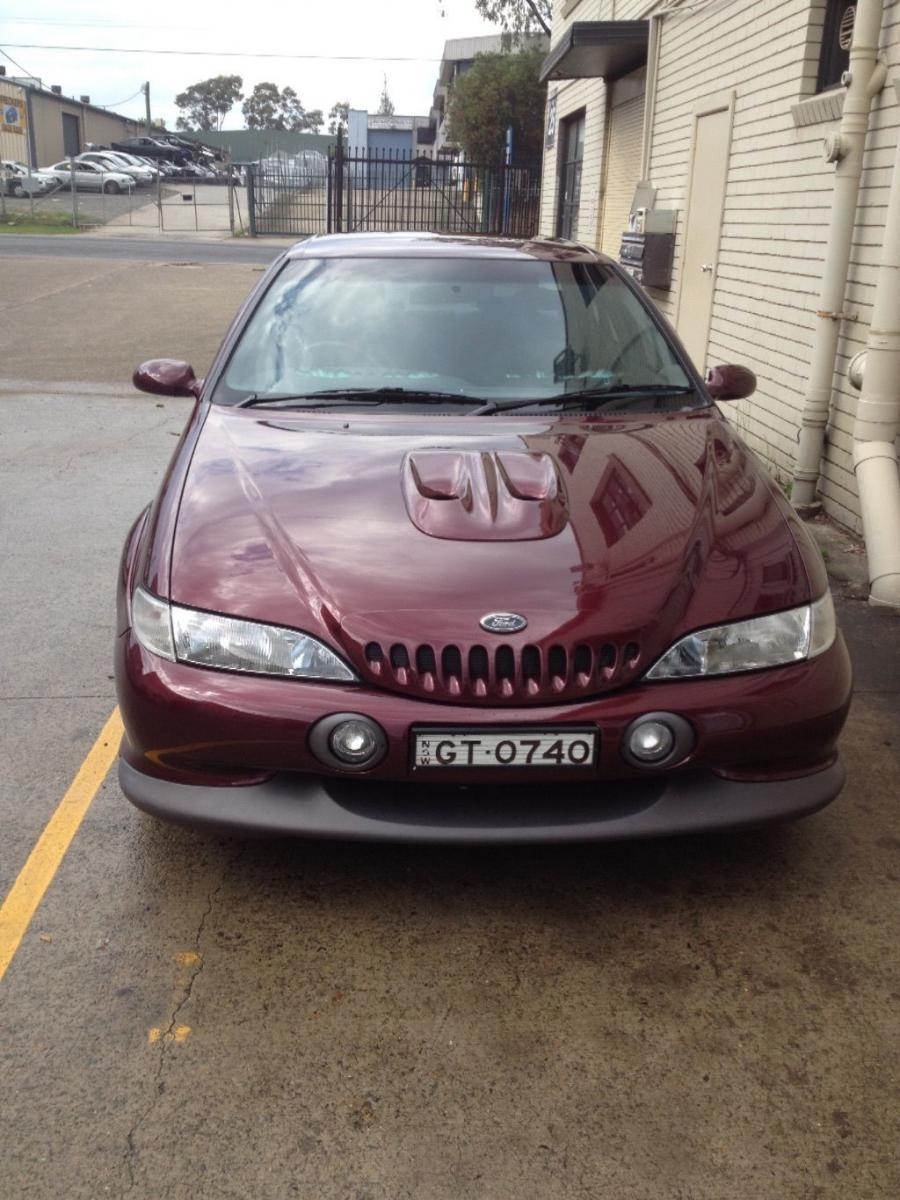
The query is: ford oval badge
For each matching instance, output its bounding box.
[480,612,527,634]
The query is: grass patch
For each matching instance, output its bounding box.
[0,211,83,235]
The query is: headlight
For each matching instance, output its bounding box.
[645,593,836,681]
[131,587,357,682]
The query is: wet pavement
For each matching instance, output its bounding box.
[0,241,897,1200]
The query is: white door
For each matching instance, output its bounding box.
[676,97,734,370]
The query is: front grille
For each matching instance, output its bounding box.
[360,638,642,703]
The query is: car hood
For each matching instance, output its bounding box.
[169,406,811,703]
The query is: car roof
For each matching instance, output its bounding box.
[285,231,606,263]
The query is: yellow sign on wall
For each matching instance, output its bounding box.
[1,94,26,135]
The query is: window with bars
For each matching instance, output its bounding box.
[817,0,855,92]
[556,110,585,242]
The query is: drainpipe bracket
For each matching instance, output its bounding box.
[793,500,823,518]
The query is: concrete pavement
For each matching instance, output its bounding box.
[0,231,291,265]
[0,239,897,1200]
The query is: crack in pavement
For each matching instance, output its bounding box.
[0,260,136,312]
[121,849,242,1193]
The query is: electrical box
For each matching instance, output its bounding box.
[619,231,675,289]
[628,207,677,235]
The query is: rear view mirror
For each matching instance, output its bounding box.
[133,359,202,398]
[705,364,757,401]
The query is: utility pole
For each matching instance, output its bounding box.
[144,81,151,133]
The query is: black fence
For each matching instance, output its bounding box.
[247,150,331,236]
[247,137,541,239]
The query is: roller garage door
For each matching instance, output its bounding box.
[599,73,645,257]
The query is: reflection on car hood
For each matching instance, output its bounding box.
[170,406,810,699]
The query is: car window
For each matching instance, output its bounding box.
[216,256,692,407]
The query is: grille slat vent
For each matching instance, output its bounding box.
[362,637,641,702]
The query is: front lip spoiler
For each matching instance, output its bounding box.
[119,758,845,843]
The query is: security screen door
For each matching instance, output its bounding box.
[556,111,585,241]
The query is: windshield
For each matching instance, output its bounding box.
[215,256,693,408]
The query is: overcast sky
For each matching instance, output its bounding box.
[0,0,500,129]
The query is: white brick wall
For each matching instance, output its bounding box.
[539,0,900,531]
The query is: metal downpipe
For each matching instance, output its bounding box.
[852,96,900,609]
[791,0,887,509]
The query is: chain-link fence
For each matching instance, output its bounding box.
[1,156,241,234]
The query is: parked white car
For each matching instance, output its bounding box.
[2,159,59,197]
[45,160,136,193]
[76,152,153,186]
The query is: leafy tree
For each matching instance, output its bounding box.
[475,0,551,37]
[242,82,323,131]
[328,100,350,134]
[446,47,546,164]
[242,82,282,129]
[174,75,243,131]
[280,87,323,132]
[376,76,395,116]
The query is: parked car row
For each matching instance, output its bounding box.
[110,135,226,180]
[2,135,227,198]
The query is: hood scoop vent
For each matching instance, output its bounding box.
[403,449,568,541]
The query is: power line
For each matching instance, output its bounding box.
[0,45,36,77]
[97,85,146,109]
[0,41,443,63]
[0,18,214,34]
[1,17,205,27]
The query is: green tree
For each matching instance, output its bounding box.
[376,76,395,116]
[328,100,350,134]
[242,82,323,131]
[280,87,324,132]
[174,75,243,131]
[446,47,546,164]
[474,0,550,37]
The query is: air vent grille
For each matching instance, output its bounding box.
[839,4,856,51]
[357,638,642,703]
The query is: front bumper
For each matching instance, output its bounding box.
[116,629,851,840]
[119,757,845,842]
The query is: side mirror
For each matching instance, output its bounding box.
[705,364,756,401]
[133,359,202,398]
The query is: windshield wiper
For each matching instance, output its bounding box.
[235,387,484,409]
[473,385,695,416]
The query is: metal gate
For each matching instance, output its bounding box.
[247,134,540,239]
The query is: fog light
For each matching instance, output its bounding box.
[629,721,675,762]
[621,712,695,769]
[310,713,388,772]
[330,719,379,764]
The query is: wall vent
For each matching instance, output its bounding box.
[839,5,856,51]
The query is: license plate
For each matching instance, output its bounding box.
[412,727,598,770]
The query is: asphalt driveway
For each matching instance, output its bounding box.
[0,236,897,1200]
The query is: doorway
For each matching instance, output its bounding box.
[61,112,80,157]
[675,93,735,369]
[599,71,646,256]
[556,110,585,241]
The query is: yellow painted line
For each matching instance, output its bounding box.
[0,707,122,983]
[147,1024,191,1045]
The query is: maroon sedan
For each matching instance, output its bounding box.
[116,233,851,841]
